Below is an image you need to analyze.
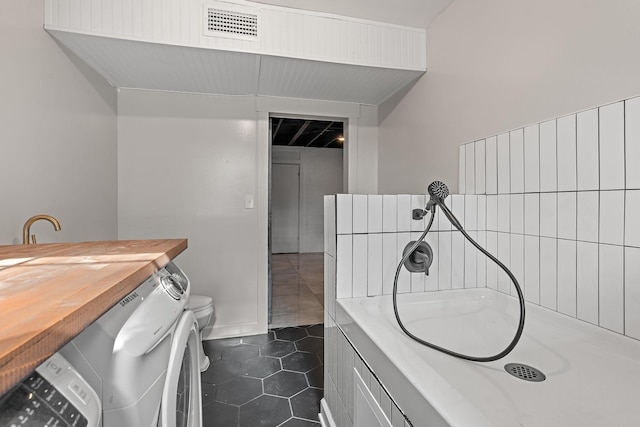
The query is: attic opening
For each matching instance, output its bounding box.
[271,118,345,149]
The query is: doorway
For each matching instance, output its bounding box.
[268,117,345,327]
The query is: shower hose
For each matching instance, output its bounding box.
[393,195,526,362]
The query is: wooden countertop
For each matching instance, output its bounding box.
[0,239,187,395]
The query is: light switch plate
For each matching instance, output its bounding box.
[245,194,254,209]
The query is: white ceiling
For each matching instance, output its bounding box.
[249,0,454,29]
[45,0,445,105]
[49,30,425,106]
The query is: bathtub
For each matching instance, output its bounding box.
[335,288,640,427]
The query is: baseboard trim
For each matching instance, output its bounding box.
[203,322,267,340]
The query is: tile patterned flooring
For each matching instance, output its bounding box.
[201,325,324,427]
[270,253,324,328]
[201,253,325,426]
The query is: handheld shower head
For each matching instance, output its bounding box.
[425,180,463,229]
[425,180,450,212]
[428,181,449,202]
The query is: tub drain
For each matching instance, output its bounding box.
[504,363,546,382]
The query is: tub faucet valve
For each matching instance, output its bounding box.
[402,241,433,276]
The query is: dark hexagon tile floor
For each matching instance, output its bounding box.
[202,324,323,427]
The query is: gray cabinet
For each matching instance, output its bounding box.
[353,368,392,427]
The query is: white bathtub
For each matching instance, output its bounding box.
[336,289,640,427]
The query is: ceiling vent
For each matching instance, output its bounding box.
[204,3,259,41]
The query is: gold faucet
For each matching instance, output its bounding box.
[22,214,62,244]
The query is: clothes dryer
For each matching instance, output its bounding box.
[59,261,201,427]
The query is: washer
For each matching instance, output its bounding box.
[59,261,201,427]
[0,352,101,427]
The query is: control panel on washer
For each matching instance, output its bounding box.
[0,353,100,427]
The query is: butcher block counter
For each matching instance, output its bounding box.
[0,239,187,396]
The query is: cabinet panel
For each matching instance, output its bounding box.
[354,368,392,427]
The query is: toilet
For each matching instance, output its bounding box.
[187,295,214,372]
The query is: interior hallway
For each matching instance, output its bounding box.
[270,253,324,328]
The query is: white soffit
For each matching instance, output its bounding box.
[259,56,421,105]
[44,0,427,105]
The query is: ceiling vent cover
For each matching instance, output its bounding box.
[205,5,259,40]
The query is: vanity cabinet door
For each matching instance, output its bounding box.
[353,368,392,427]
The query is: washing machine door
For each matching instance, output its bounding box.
[161,310,202,427]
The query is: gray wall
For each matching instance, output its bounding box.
[272,146,343,253]
[117,89,377,338]
[0,0,118,245]
[379,0,640,194]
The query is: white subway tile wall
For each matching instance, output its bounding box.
[599,190,624,245]
[524,193,540,236]
[476,231,487,287]
[576,191,599,242]
[627,98,640,189]
[539,237,557,311]
[452,95,640,341]
[539,193,557,238]
[497,133,511,194]
[464,234,477,289]
[625,247,640,340]
[352,195,368,234]
[326,96,640,355]
[367,234,383,297]
[497,194,510,233]
[382,232,398,295]
[486,232,498,290]
[336,234,353,299]
[524,235,540,304]
[539,119,558,192]
[524,124,540,193]
[451,232,465,289]
[557,239,577,317]
[465,143,475,195]
[368,195,383,233]
[599,244,624,334]
[509,234,524,297]
[557,115,577,192]
[465,194,478,231]
[336,194,353,235]
[557,192,577,240]
[382,195,397,233]
[599,102,625,191]
[438,231,453,290]
[576,241,598,325]
[577,109,599,191]
[510,194,524,234]
[509,129,525,193]
[475,139,486,194]
[459,146,466,195]
[486,136,498,195]
[626,190,640,247]
[477,195,487,231]
[396,195,411,232]
[497,232,511,294]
